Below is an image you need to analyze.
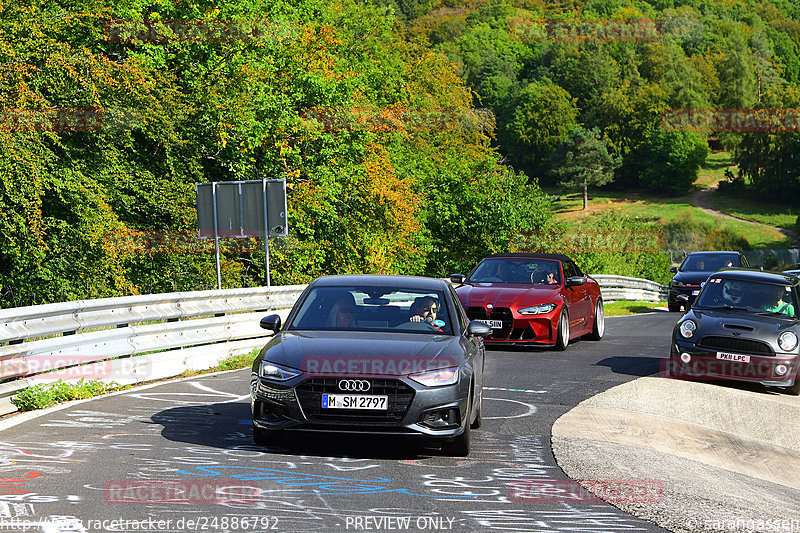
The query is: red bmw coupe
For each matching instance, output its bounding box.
[451,253,604,350]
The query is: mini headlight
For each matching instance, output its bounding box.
[259,361,301,381]
[409,367,459,387]
[778,331,799,352]
[679,320,697,339]
[519,303,557,315]
[672,280,686,287]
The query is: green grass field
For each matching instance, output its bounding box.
[711,194,799,233]
[604,300,667,316]
[550,189,791,249]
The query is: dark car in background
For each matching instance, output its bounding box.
[670,269,800,395]
[668,251,750,312]
[250,275,491,456]
[450,253,604,351]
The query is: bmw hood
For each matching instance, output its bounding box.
[457,284,561,308]
[260,331,464,376]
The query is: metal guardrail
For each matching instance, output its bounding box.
[591,275,668,303]
[0,275,666,415]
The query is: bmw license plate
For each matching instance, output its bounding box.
[476,319,503,329]
[716,352,750,363]
[322,394,388,410]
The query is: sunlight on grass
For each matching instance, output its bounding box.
[604,300,667,316]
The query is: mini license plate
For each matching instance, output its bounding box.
[477,319,503,329]
[716,352,750,363]
[322,394,388,410]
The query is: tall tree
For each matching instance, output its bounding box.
[550,126,620,210]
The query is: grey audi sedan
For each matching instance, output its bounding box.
[250,275,491,456]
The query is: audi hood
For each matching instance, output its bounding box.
[257,331,466,376]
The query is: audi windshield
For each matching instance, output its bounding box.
[287,286,454,335]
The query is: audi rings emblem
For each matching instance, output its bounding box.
[338,379,371,392]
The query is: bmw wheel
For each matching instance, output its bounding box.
[554,308,569,351]
[586,298,604,341]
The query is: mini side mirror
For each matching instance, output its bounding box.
[259,314,282,333]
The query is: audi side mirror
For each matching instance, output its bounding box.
[259,314,282,333]
[467,321,492,337]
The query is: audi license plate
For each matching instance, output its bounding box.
[716,352,750,363]
[476,319,503,329]
[322,394,388,410]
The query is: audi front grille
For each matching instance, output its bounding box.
[295,378,415,424]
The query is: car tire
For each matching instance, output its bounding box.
[554,308,569,351]
[668,303,682,312]
[585,298,604,341]
[444,396,471,456]
[786,375,800,396]
[252,424,271,447]
[470,389,482,429]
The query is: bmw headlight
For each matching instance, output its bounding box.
[409,367,459,387]
[259,361,301,381]
[519,303,557,315]
[778,331,799,352]
[679,320,697,339]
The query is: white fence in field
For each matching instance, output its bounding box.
[0,275,665,415]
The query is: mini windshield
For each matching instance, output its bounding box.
[694,278,798,317]
[289,286,453,334]
[468,259,562,285]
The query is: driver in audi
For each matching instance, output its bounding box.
[409,296,439,325]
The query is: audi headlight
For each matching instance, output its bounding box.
[259,361,301,381]
[778,331,799,352]
[519,303,557,315]
[679,320,697,339]
[409,367,459,387]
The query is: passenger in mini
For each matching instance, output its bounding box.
[762,285,795,316]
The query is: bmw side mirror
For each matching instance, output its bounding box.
[566,276,585,287]
[259,314,282,333]
[450,274,466,284]
[669,266,677,273]
[467,321,492,337]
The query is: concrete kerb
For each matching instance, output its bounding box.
[551,375,800,532]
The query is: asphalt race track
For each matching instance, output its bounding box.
[0,313,679,533]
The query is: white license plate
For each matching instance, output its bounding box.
[691,290,700,295]
[477,319,503,329]
[716,352,751,363]
[322,394,388,410]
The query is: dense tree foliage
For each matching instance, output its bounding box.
[0,0,551,307]
[407,0,800,199]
